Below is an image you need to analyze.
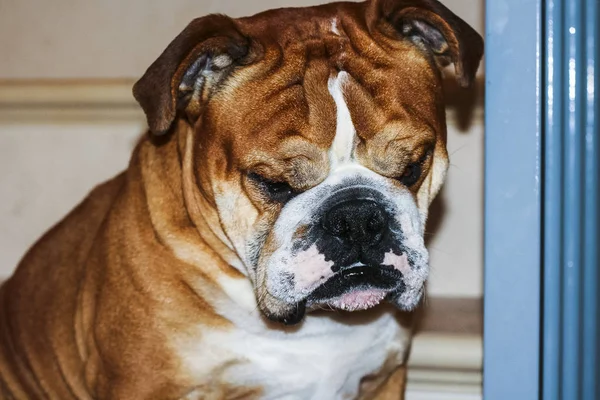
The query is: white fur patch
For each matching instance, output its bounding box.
[177,305,410,399]
[331,18,340,35]
[328,71,356,168]
[212,54,233,69]
[216,275,258,312]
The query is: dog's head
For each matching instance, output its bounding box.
[133,0,483,324]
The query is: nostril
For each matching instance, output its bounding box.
[366,218,380,233]
[366,208,386,233]
[322,210,348,238]
[330,218,349,236]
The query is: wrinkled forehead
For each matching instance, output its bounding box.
[210,7,446,179]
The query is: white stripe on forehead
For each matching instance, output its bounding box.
[331,18,340,35]
[327,71,357,168]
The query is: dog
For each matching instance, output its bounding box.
[0,0,483,398]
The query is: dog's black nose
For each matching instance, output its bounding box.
[322,199,388,245]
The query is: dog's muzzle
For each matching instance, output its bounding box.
[257,174,428,326]
[305,190,405,304]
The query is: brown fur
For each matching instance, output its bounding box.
[0,0,482,398]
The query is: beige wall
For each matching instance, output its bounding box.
[0,0,484,298]
[0,123,143,273]
[0,0,482,79]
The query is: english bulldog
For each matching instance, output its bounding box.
[0,0,483,398]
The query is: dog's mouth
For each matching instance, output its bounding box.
[261,265,410,325]
[260,265,406,326]
[306,265,405,311]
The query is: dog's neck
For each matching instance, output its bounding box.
[138,121,247,281]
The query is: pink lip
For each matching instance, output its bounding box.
[328,289,389,311]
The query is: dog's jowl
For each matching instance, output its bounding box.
[0,0,483,399]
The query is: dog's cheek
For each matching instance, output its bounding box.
[417,147,449,216]
[213,186,261,262]
[256,231,327,303]
[253,233,284,294]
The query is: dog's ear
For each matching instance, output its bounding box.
[133,14,255,136]
[372,0,484,87]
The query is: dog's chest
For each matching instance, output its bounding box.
[179,311,409,400]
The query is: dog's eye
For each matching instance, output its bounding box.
[399,162,422,187]
[398,150,432,187]
[248,173,297,203]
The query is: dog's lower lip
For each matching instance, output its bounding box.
[307,265,403,303]
[329,289,389,311]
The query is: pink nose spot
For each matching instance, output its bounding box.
[293,245,335,291]
[383,251,410,275]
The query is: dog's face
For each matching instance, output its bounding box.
[133,0,483,324]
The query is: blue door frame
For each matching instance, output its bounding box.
[484,0,599,399]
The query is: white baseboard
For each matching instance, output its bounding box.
[407,332,482,399]
[407,390,481,400]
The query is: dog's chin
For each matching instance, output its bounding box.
[257,291,307,326]
[259,266,409,326]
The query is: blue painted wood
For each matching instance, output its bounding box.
[542,0,600,398]
[483,0,542,398]
[581,1,599,398]
[542,0,564,398]
[561,0,585,397]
